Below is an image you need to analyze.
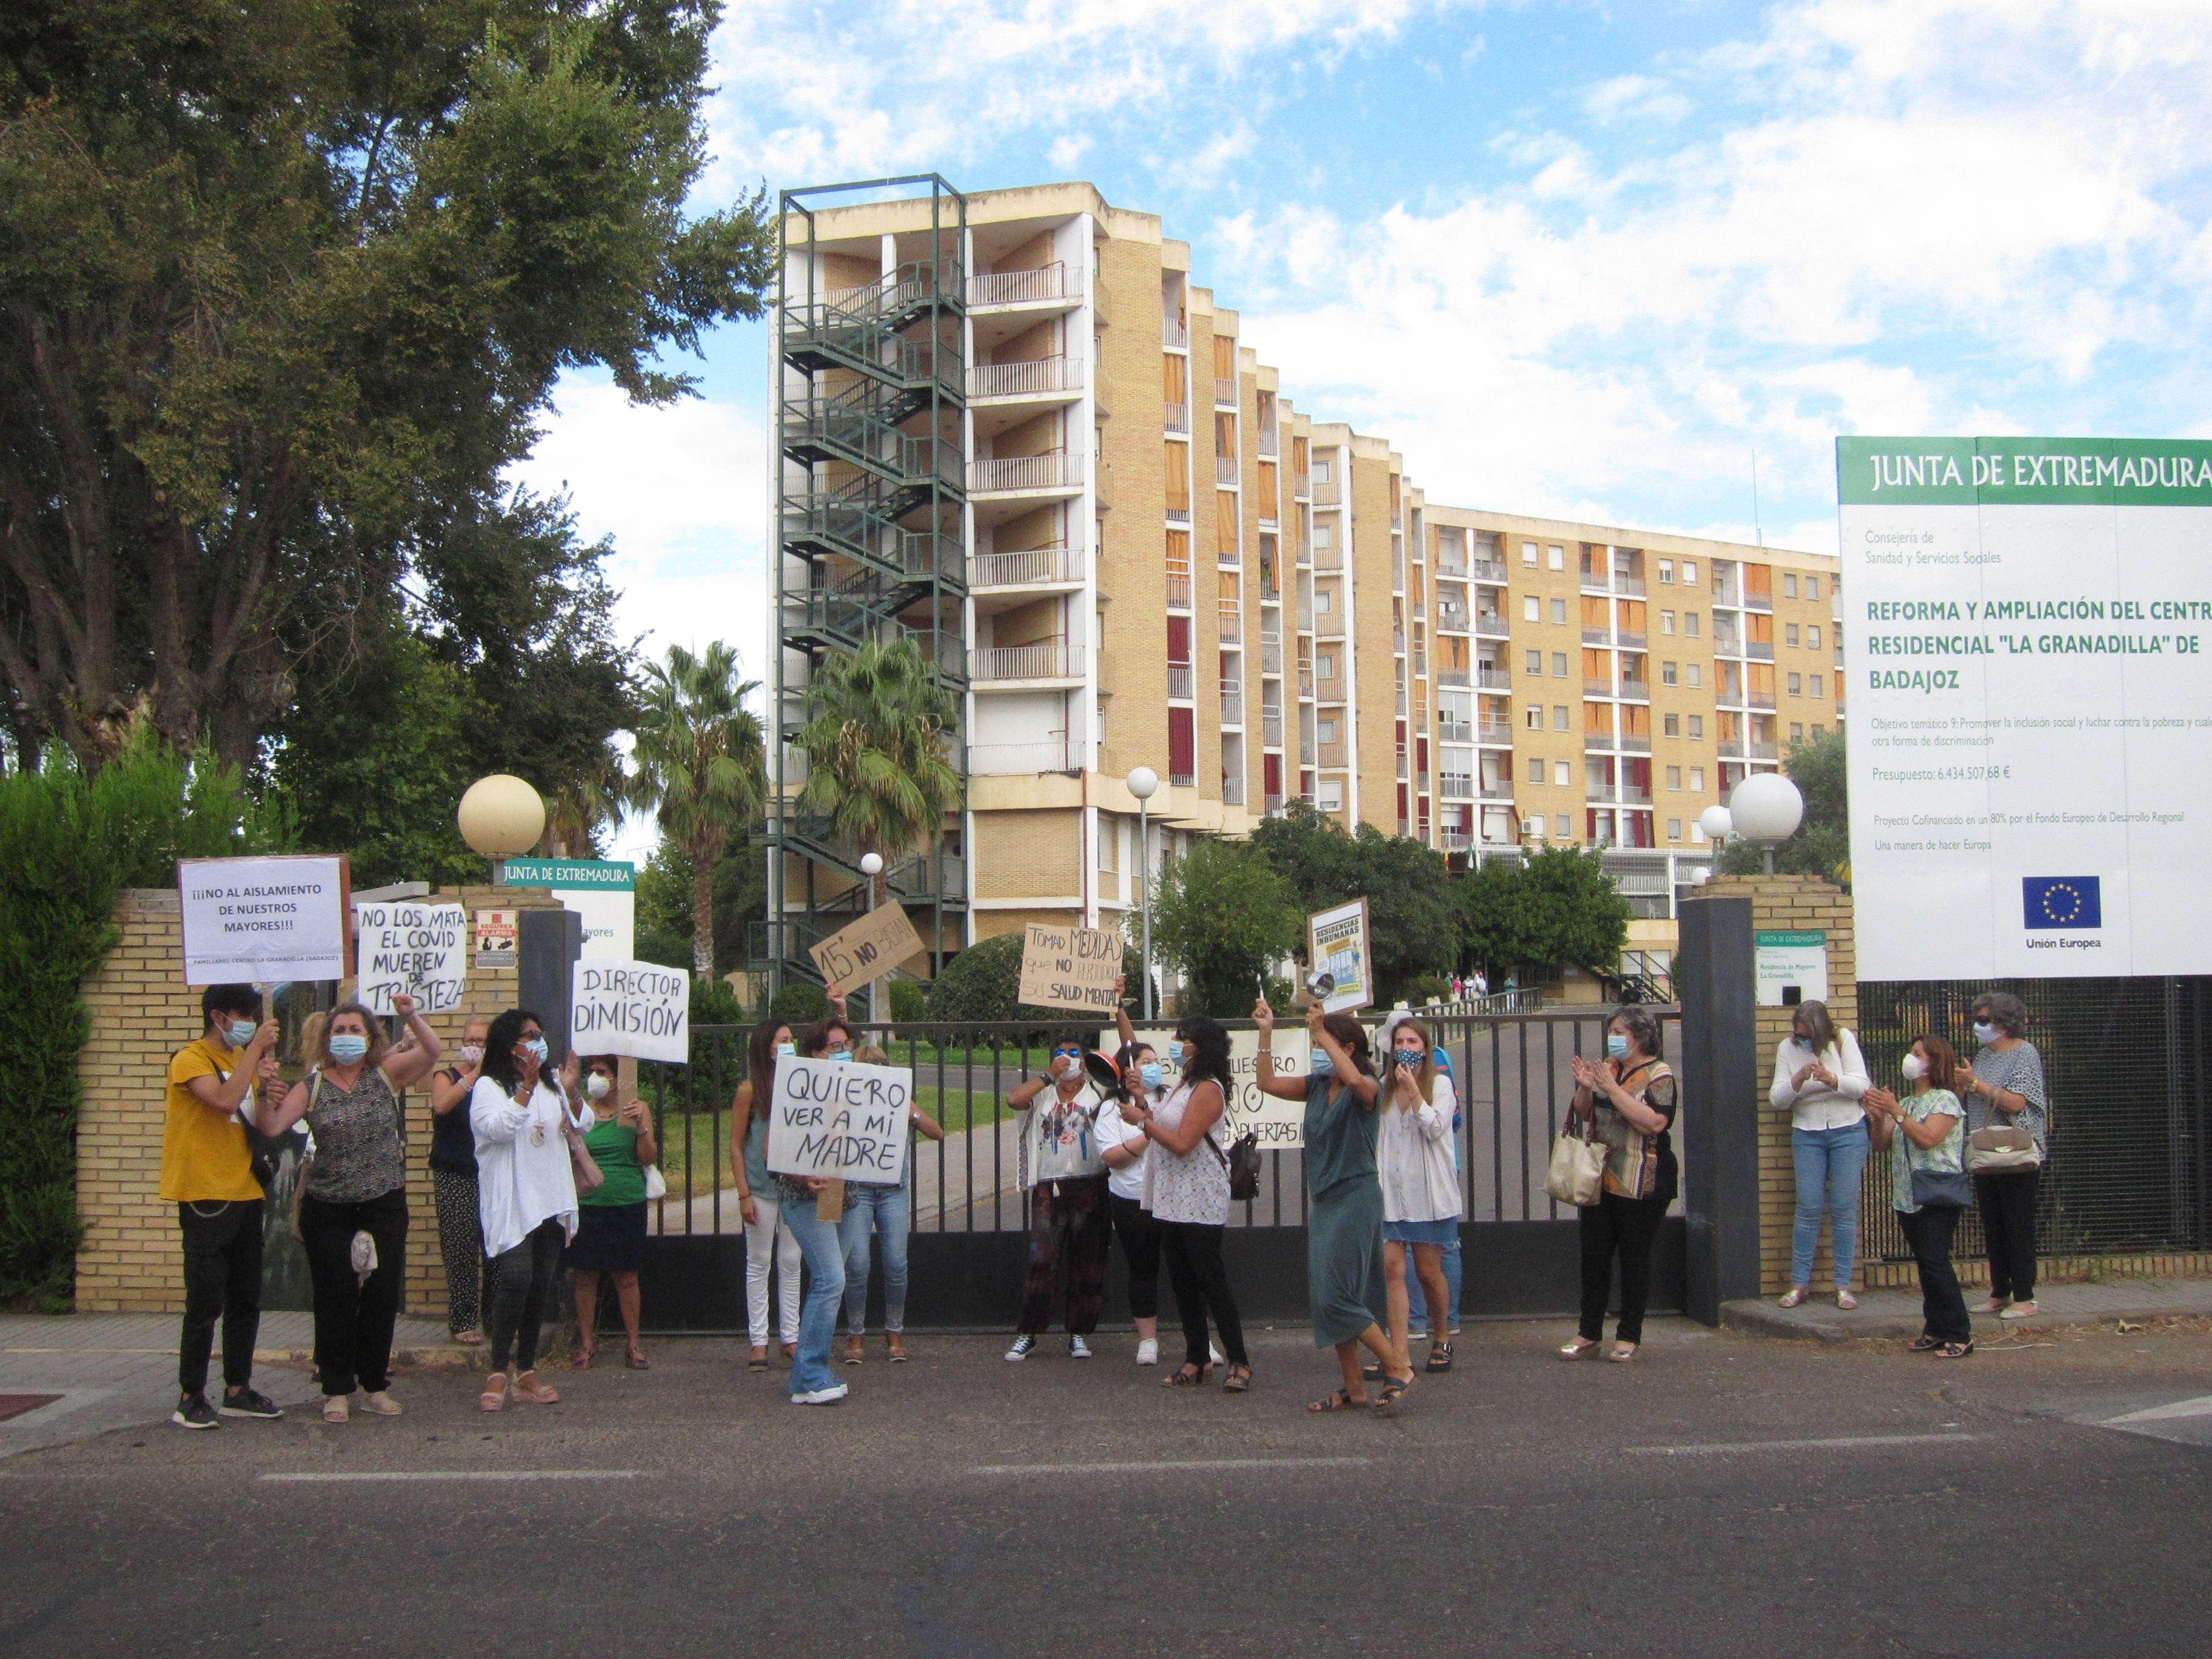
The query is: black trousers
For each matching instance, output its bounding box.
[1974,1168,2040,1301]
[488,1218,566,1375]
[1108,1193,1162,1321]
[1159,1219,1248,1368]
[1577,1191,1668,1345]
[176,1199,264,1397]
[298,1186,408,1396]
[1019,1176,1112,1336]
[1897,1205,1970,1342]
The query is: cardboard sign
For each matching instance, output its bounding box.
[1135,1026,1305,1149]
[355,900,468,1014]
[178,855,349,985]
[570,959,691,1064]
[766,1055,914,1184]
[474,908,518,968]
[1307,897,1373,1013]
[808,899,925,993]
[1017,923,1124,1011]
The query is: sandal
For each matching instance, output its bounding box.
[747,1347,768,1373]
[574,1344,597,1370]
[1908,1335,1943,1353]
[480,1374,509,1412]
[1425,1342,1454,1373]
[1778,1286,1809,1309]
[1607,1342,1638,1363]
[321,1395,350,1424]
[452,1329,485,1347]
[1307,1387,1364,1412]
[512,1372,561,1405]
[1375,1371,1415,1408]
[1936,1340,1974,1359]
[624,1347,650,1371]
[887,1335,910,1363]
[1558,1338,1600,1361]
[1222,1364,1252,1393]
[360,1391,402,1416]
[843,1337,865,1367]
[1836,1289,1859,1310]
[1163,1362,1212,1388]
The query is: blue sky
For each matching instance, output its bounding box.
[514,0,2212,860]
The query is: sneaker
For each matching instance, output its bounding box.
[171,1393,220,1431]
[220,1387,283,1420]
[1004,1335,1036,1362]
[1135,1337,1160,1366]
[1069,1335,1093,1359]
[789,1383,850,1406]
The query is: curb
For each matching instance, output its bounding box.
[1720,1298,2204,1345]
[257,1344,479,1372]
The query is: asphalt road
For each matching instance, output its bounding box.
[4,1318,2209,1658]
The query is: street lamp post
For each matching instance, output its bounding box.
[457,774,547,885]
[1726,774,1805,874]
[859,851,884,1025]
[1125,766,1159,1021]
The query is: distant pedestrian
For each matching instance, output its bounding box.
[1956,991,2047,1321]
[1769,1000,1872,1309]
[263,994,443,1421]
[571,1054,657,1370]
[1865,1036,1972,1358]
[1376,1013,1461,1375]
[1254,998,1403,1410]
[1561,1007,1677,1363]
[1004,1034,1113,1361]
[161,985,287,1430]
[729,1017,805,1372]
[1473,971,1489,999]
[838,1042,944,1364]
[428,1015,494,1345]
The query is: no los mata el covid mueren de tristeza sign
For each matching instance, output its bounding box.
[355,900,467,1014]
[1838,436,2212,979]
[766,1056,914,1184]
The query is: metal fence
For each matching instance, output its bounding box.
[1855,976,2212,1264]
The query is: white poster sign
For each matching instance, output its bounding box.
[355,901,468,1014]
[570,959,690,1063]
[1838,437,2212,978]
[766,1056,914,1184]
[1135,1027,1305,1149]
[1307,898,1373,1013]
[178,855,348,985]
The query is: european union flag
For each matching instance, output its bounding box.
[2023,876,2101,930]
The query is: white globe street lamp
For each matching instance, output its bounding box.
[1728,773,1805,874]
[1698,804,1734,846]
[457,774,546,884]
[856,851,886,1022]
[1126,767,1160,1019]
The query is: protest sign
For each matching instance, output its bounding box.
[807,899,925,992]
[1307,898,1373,1013]
[570,960,691,1064]
[1017,922,1124,1012]
[1135,1025,1306,1148]
[766,1055,914,1185]
[178,854,349,985]
[355,900,468,1014]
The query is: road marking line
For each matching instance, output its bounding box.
[259,1470,643,1484]
[1624,1433,1984,1457]
[971,1457,1371,1476]
[2103,1395,2212,1425]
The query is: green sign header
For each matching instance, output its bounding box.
[500,857,635,890]
[1837,437,2212,507]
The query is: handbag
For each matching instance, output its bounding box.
[643,1164,668,1202]
[1966,1124,2042,1175]
[1909,1165,1974,1209]
[1205,1130,1262,1202]
[1544,1118,1607,1207]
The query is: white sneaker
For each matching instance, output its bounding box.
[1069,1335,1093,1359]
[1135,1338,1160,1366]
[1005,1335,1036,1362]
[789,1383,848,1406]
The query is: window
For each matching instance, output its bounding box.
[1688,716,1704,740]
[1523,595,1540,622]
[1658,560,1674,584]
[1665,765,1682,789]
[1811,673,1825,699]
[1318,652,1338,678]
[1783,573,1799,599]
[1661,610,1675,635]
[1790,722,1805,744]
[1313,457,1332,483]
[1682,561,1698,585]
[1525,705,1543,729]
[1554,760,1571,786]
[1318,717,1338,742]
[1786,623,1800,648]
[1663,712,1680,737]
[1553,813,1572,838]
[1685,611,1701,637]
[1553,705,1570,731]
[1661,661,1678,686]
[1691,766,1705,791]
[1525,648,1543,675]
[1686,663,1703,687]
[1550,597,1567,625]
[1548,545,1565,571]
[1788,672,1803,696]
[1316,587,1333,611]
[1319,780,1344,811]
[1667,818,1682,842]
[1806,575,1820,600]
[1526,757,1545,785]
[1313,523,1333,548]
[1522,541,1538,567]
[1809,624,1823,650]
[1552,652,1569,677]
[1812,723,1826,739]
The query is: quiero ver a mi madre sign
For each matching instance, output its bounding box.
[1838,435,2212,979]
[766,1055,914,1185]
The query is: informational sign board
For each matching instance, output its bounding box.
[1755,931,1829,1008]
[808,899,925,993]
[1838,436,2212,978]
[501,857,635,960]
[474,908,518,969]
[178,855,349,985]
[354,900,468,1014]
[766,1054,914,1184]
[1134,1027,1305,1149]
[1017,923,1124,1012]
[1307,898,1373,1013]
[570,959,690,1064]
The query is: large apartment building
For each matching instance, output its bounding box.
[765,178,1844,987]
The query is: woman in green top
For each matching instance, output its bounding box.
[570,1054,659,1369]
[1253,997,1409,1412]
[1864,1034,1971,1358]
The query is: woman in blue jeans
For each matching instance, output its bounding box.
[779,1005,861,1406]
[840,1044,945,1364]
[1768,1000,1872,1309]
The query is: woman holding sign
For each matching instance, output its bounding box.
[571,1054,658,1370]
[731,1018,805,1373]
[1004,1036,1114,1362]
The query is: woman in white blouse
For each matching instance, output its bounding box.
[1376,1014,1462,1374]
[1768,1000,1872,1309]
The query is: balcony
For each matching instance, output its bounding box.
[1436,554,1468,579]
[1618,734,1652,752]
[1217,546,1241,571]
[969,262,1084,309]
[1713,632,1743,656]
[1256,425,1279,458]
[1221,775,1245,805]
[1220,683,1244,725]
[1615,629,1647,650]
[968,357,1084,400]
[1264,791,1287,814]
[1439,773,1473,800]
[1292,471,1311,499]
[1296,603,1314,630]
[1474,614,1510,638]
[1583,627,1612,646]
[1746,642,1775,661]
[1471,557,1509,583]
[1478,720,1515,745]
[1312,478,1342,506]
[971,544,1084,589]
[1718,739,1746,759]
[1393,629,1407,655]
[970,738,1076,774]
[1316,675,1346,705]
[1164,318,1190,349]
[1620,784,1653,805]
[1314,614,1344,640]
[1299,668,1315,697]
[1436,718,1471,743]
[1745,591,1774,612]
[1441,828,1471,851]
[1712,580,1742,608]
[1584,732,1616,753]
[1318,740,1349,768]
[1312,543,1342,572]
[1164,403,1190,434]
[1475,669,1511,691]
[1613,575,1647,597]
[1217,607,1242,643]
[971,641,1084,682]
[1480,783,1515,802]
[1295,537,1312,566]
[969,452,1084,494]
[1262,714,1284,746]
[1215,455,1240,486]
[1168,663,1195,700]
[1215,377,1238,407]
[1167,501,1191,525]
[1165,576,1192,609]
[1618,679,1651,702]
[1749,691,1777,710]
[1260,638,1282,675]
[1584,678,1615,699]
[1171,769,1196,788]
[1299,739,1316,765]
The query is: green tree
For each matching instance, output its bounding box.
[1150,839,1302,1017]
[626,643,765,979]
[0,1,771,771]
[1717,728,1849,882]
[1249,801,1458,1003]
[634,833,765,979]
[1456,848,1630,981]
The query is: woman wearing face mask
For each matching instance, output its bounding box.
[570,1054,659,1370]
[1004,1032,1114,1362]
[765,1003,866,1404]
[730,1017,805,1373]
[261,994,442,1421]
[1768,999,1872,1310]
[470,1008,586,1412]
[428,1016,495,1345]
[1563,1007,1678,1363]
[1864,1037,1972,1357]
[1097,979,1167,1364]
[1376,1013,1461,1376]
[1254,998,1402,1410]
[1955,991,2048,1321]
[837,1042,945,1365]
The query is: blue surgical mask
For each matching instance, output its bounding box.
[1168,1040,1187,1065]
[776,1042,796,1058]
[1312,1049,1331,1073]
[1139,1061,1163,1091]
[1605,1034,1630,1061]
[831,1049,853,1064]
[224,1019,258,1050]
[329,1034,369,1064]
[525,1037,549,1062]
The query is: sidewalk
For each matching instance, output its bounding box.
[1722,1277,2212,1343]
[0,1313,471,1459]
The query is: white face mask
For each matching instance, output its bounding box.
[459,1043,485,1067]
[1900,1053,1928,1082]
[1972,1021,2000,1045]
[586,1073,612,1101]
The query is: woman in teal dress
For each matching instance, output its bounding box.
[1253,997,1409,1411]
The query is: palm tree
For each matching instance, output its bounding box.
[626,642,765,980]
[795,638,961,948]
